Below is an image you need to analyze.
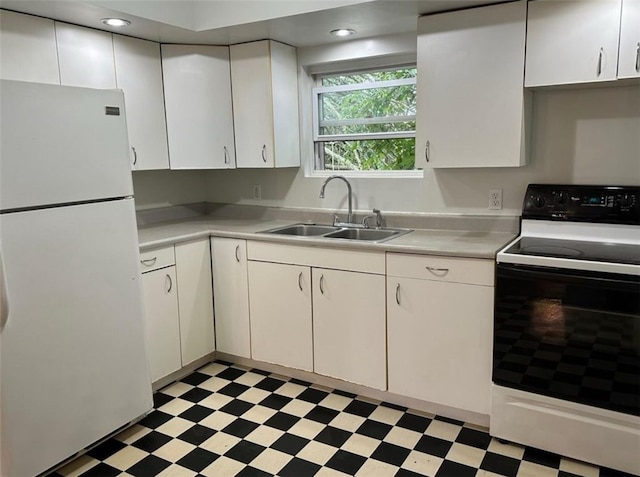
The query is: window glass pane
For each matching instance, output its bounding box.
[317,138,415,171]
[321,67,416,86]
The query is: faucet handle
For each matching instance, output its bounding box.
[331,213,340,226]
[372,208,383,228]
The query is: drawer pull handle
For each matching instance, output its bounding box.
[166,274,172,293]
[235,245,240,263]
[224,146,229,165]
[425,140,430,163]
[298,272,303,291]
[635,42,640,73]
[426,266,449,276]
[597,47,603,76]
[132,146,137,166]
[140,257,157,266]
[319,274,325,294]
[395,283,401,305]
[261,145,267,163]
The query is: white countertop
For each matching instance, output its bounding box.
[138,217,516,259]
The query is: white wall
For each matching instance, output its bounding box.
[132,170,208,210]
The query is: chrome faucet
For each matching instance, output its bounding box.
[319,175,353,225]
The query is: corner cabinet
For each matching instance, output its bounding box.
[162,44,236,170]
[0,10,59,84]
[617,0,640,79]
[386,253,494,415]
[230,40,300,168]
[211,237,251,358]
[113,35,170,171]
[415,1,528,168]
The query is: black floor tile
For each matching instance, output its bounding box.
[304,405,339,424]
[381,401,408,412]
[325,449,367,475]
[278,457,321,477]
[396,413,431,433]
[480,451,521,477]
[456,427,493,450]
[371,442,411,467]
[264,412,300,431]
[435,459,477,477]
[152,392,173,408]
[176,448,220,472]
[216,367,247,381]
[131,431,172,453]
[87,438,126,461]
[395,469,425,477]
[139,410,173,429]
[559,471,584,477]
[356,419,393,440]
[297,388,329,404]
[126,455,172,477]
[255,377,286,392]
[314,426,352,447]
[343,399,377,417]
[333,389,357,399]
[180,387,213,403]
[235,466,274,477]
[413,435,453,459]
[259,393,293,410]
[220,399,254,416]
[180,372,210,386]
[222,418,260,438]
[225,440,266,464]
[179,404,214,422]
[599,467,638,477]
[218,382,251,398]
[79,463,121,477]
[177,424,216,446]
[434,415,465,426]
[250,368,271,376]
[271,433,309,455]
[522,446,562,468]
[215,359,233,366]
[290,378,312,387]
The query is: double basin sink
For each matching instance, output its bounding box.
[260,223,411,243]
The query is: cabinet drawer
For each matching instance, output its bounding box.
[139,246,175,273]
[386,253,493,286]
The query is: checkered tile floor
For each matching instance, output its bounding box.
[53,361,635,477]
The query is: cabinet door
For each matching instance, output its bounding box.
[113,35,170,170]
[387,277,493,414]
[248,261,312,371]
[141,266,181,383]
[415,1,527,168]
[618,0,640,79]
[0,11,60,84]
[175,239,215,366]
[525,0,622,86]
[211,237,250,358]
[162,44,236,170]
[56,22,116,88]
[312,268,386,390]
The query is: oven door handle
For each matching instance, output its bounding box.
[497,263,640,290]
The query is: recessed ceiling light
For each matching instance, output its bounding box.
[330,29,356,37]
[101,18,131,27]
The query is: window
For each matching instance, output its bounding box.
[312,66,416,172]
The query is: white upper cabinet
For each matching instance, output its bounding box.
[415,1,527,168]
[618,0,640,79]
[525,0,622,86]
[56,22,116,88]
[230,40,300,168]
[113,35,170,170]
[161,44,236,170]
[0,11,59,84]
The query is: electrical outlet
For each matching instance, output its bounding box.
[252,184,262,201]
[489,189,503,210]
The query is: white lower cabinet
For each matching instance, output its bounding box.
[175,239,215,366]
[211,237,251,358]
[248,260,313,371]
[386,253,494,415]
[140,240,215,383]
[141,264,182,383]
[312,268,386,390]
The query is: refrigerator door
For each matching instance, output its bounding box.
[0,80,133,212]
[0,198,152,477]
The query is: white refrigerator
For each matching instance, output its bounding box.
[0,80,153,477]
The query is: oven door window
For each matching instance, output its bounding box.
[493,264,640,416]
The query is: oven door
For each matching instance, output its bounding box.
[493,263,640,416]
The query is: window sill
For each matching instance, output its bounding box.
[306,169,424,179]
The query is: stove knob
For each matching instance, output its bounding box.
[555,191,569,205]
[533,195,546,208]
[620,194,631,207]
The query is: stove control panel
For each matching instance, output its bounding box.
[522,184,640,224]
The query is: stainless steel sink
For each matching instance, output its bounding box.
[259,223,411,243]
[262,224,340,236]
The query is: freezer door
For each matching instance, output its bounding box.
[0,79,133,211]
[0,198,152,477]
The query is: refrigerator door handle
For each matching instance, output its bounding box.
[0,245,9,330]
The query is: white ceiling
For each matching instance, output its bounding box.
[0,0,506,47]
